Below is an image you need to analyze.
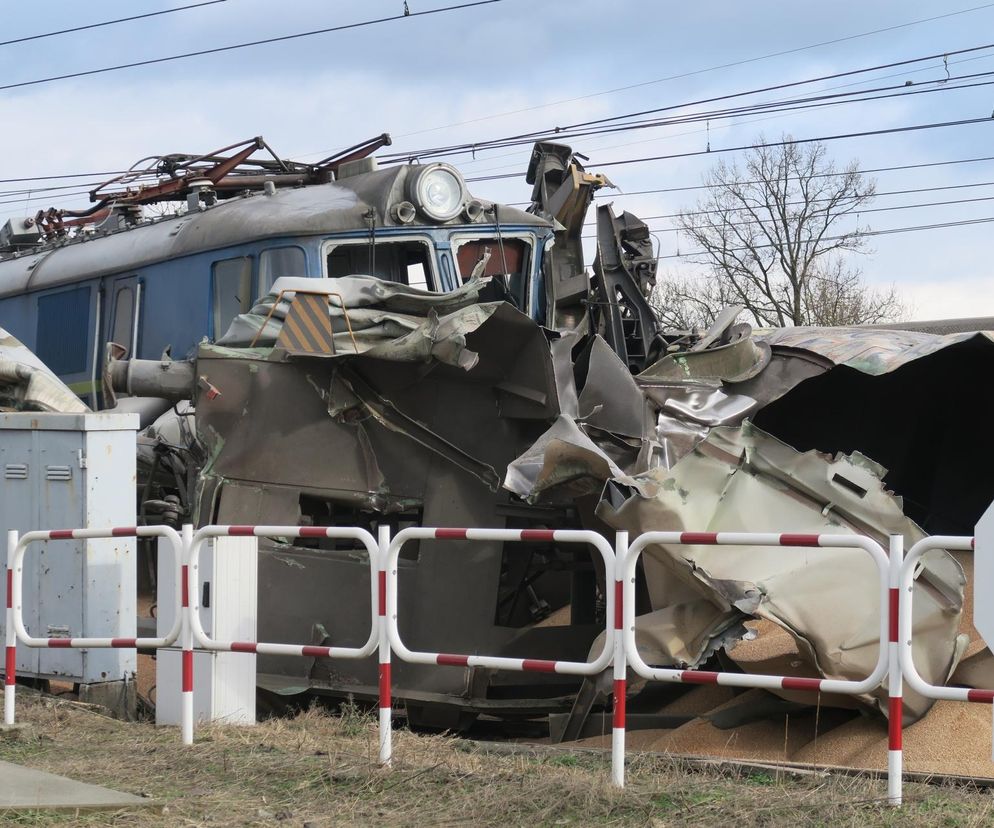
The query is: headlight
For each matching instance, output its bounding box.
[408,163,466,221]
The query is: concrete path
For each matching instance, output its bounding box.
[0,760,155,812]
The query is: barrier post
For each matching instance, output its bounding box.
[887,534,903,806]
[4,530,16,726]
[181,523,194,745]
[612,531,627,788]
[377,524,392,766]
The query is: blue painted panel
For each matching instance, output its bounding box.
[36,286,90,374]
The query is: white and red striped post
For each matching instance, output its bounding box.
[612,531,627,788]
[887,534,903,806]
[4,530,16,726]
[377,524,392,766]
[180,523,194,746]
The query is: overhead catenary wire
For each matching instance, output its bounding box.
[580,193,994,239]
[0,1,503,94]
[0,1,228,48]
[466,117,994,182]
[652,215,994,260]
[387,2,994,140]
[381,40,994,163]
[456,49,994,173]
[585,155,994,201]
[452,71,994,176]
[594,180,994,224]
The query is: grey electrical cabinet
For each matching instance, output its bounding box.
[0,412,139,701]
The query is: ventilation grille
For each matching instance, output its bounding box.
[45,465,72,482]
[4,463,27,480]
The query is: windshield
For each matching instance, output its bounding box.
[452,235,532,311]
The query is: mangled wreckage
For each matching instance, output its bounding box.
[5,138,994,748]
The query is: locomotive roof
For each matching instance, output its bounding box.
[0,164,548,298]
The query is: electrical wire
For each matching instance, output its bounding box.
[388,2,994,140]
[580,193,994,239]
[381,41,994,162]
[452,72,994,176]
[466,117,994,182]
[584,155,994,201]
[0,1,503,94]
[654,215,994,260]
[596,181,994,224]
[0,1,227,48]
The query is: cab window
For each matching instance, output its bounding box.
[260,246,306,293]
[211,257,253,338]
[452,236,532,309]
[325,239,435,290]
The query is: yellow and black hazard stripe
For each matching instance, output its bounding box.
[276,293,336,356]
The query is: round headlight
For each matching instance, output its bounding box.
[408,163,466,221]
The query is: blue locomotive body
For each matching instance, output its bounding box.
[0,158,554,407]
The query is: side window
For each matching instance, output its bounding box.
[326,240,435,289]
[259,246,306,294]
[36,286,90,375]
[110,286,135,354]
[211,257,253,338]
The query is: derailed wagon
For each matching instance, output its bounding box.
[6,136,994,747]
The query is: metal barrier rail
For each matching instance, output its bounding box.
[7,522,984,811]
[186,524,380,745]
[619,531,895,797]
[383,527,617,771]
[899,536,989,701]
[4,525,184,728]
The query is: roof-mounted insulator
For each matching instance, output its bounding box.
[186,178,216,212]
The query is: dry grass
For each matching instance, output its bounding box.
[2,692,994,827]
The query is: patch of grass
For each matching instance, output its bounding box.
[2,693,994,827]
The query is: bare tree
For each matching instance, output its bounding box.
[661,137,906,328]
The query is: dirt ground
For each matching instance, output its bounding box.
[3,690,994,827]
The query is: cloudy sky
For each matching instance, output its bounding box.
[2,0,993,321]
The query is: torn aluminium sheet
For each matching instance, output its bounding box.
[0,326,88,413]
[594,424,965,722]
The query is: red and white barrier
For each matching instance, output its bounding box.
[186,524,380,745]
[619,531,894,795]
[11,518,986,811]
[383,527,618,776]
[4,524,185,729]
[377,525,391,767]
[899,536,988,702]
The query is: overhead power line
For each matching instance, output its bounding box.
[0,1,503,94]
[390,2,994,140]
[654,215,994,260]
[452,71,994,175]
[602,181,994,224]
[580,193,994,239]
[466,117,994,182]
[0,2,227,48]
[585,155,994,201]
[383,40,994,162]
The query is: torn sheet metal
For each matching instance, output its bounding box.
[218,275,493,359]
[0,326,88,413]
[591,423,965,722]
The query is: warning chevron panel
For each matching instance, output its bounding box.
[276,292,336,356]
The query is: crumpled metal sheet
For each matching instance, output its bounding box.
[592,423,966,722]
[756,326,994,376]
[217,275,496,368]
[0,326,89,413]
